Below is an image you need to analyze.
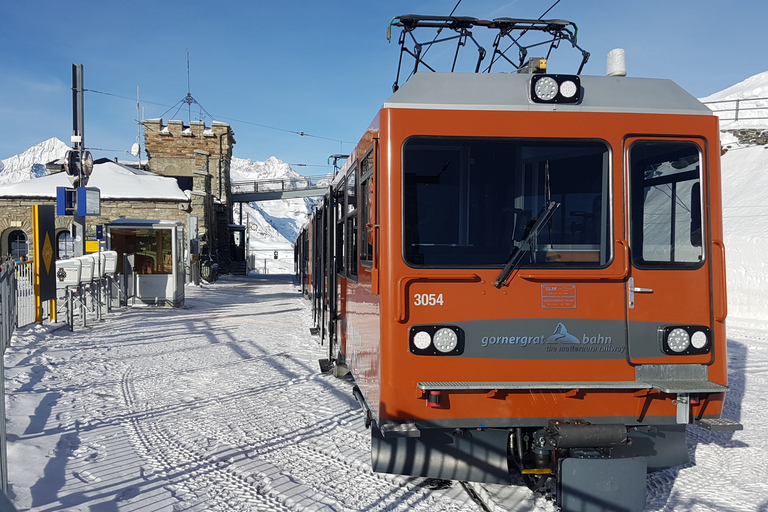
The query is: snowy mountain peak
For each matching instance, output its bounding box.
[230,155,302,182]
[0,137,69,186]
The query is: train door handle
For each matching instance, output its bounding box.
[628,277,653,309]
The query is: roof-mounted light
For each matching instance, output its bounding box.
[530,74,582,104]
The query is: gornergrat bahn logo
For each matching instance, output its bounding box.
[480,322,625,353]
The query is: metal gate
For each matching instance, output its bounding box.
[14,262,36,328]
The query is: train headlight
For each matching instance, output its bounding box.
[530,74,582,104]
[660,325,711,355]
[559,80,578,98]
[433,328,458,353]
[666,328,690,353]
[409,325,464,355]
[413,330,432,350]
[691,330,708,350]
[533,77,558,101]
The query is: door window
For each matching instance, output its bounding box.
[629,141,704,269]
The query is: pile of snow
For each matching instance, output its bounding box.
[720,145,768,323]
[0,137,69,186]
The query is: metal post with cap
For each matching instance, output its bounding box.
[68,63,93,257]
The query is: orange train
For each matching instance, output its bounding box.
[296,25,741,511]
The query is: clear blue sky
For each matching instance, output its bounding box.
[2,0,765,173]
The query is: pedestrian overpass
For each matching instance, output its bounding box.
[231,175,330,202]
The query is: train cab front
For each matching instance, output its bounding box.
[363,72,741,509]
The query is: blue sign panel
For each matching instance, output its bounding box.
[76,187,101,216]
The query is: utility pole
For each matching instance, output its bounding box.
[68,64,92,257]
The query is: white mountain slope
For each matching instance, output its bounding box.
[700,70,768,130]
[0,137,69,186]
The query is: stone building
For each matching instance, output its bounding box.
[142,119,239,272]
[0,160,190,261]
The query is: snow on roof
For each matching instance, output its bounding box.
[0,160,189,201]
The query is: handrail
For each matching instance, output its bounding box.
[701,97,768,122]
[713,240,728,322]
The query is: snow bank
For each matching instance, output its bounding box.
[721,145,768,323]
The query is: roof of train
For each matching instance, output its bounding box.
[383,72,712,116]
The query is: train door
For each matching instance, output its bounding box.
[328,178,345,361]
[625,138,712,362]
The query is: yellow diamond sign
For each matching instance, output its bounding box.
[42,232,54,274]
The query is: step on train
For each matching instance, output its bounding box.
[295,15,742,511]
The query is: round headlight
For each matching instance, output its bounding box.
[691,330,708,349]
[534,77,558,101]
[413,330,432,350]
[667,328,690,353]
[433,328,458,353]
[559,80,577,98]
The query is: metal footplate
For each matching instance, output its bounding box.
[417,381,653,391]
[694,417,744,431]
[417,379,729,393]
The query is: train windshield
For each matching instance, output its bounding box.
[403,137,610,268]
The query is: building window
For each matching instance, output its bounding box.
[110,228,173,274]
[9,230,28,261]
[57,231,75,259]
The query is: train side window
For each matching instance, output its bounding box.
[346,164,359,280]
[629,141,704,268]
[360,148,374,266]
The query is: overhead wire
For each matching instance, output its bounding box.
[83,88,354,146]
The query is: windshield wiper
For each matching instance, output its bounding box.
[493,201,560,288]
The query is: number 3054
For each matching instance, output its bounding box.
[413,293,444,306]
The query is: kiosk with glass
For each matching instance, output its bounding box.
[106,219,185,307]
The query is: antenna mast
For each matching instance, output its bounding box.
[185,49,193,124]
[137,86,142,167]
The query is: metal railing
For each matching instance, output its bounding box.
[0,261,15,495]
[702,97,768,123]
[231,174,330,195]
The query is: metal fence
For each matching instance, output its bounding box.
[0,261,16,495]
[702,97,768,123]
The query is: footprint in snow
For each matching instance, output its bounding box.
[116,486,141,502]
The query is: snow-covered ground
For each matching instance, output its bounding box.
[4,276,500,512]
